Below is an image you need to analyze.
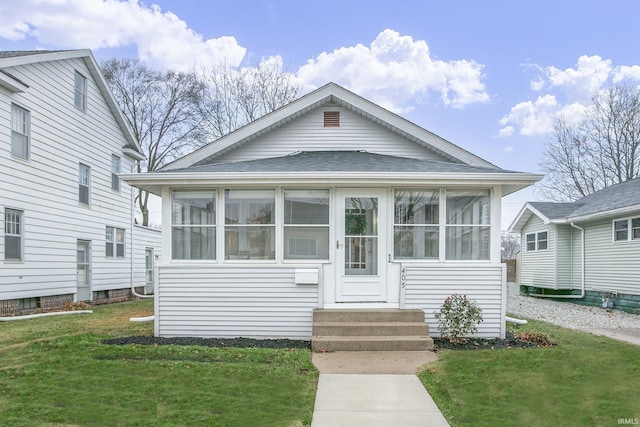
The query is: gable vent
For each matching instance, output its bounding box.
[323,111,340,128]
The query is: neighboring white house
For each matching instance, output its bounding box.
[123,83,541,341]
[510,178,640,314]
[0,50,160,315]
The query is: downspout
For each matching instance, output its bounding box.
[530,222,585,299]
[130,160,153,299]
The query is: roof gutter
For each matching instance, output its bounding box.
[530,222,585,300]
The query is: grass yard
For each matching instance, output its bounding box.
[420,320,640,426]
[0,300,318,427]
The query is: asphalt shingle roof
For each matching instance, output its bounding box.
[163,151,512,174]
[0,50,68,59]
[530,178,640,221]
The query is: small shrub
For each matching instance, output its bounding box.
[514,330,552,347]
[434,294,483,343]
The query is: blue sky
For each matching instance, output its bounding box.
[2,0,639,228]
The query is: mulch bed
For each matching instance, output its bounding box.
[103,331,553,351]
[433,331,555,350]
[101,336,311,349]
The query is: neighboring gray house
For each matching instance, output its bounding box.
[510,178,640,313]
[0,50,160,315]
[123,82,541,346]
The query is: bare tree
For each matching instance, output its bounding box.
[101,58,205,225]
[501,232,520,260]
[539,83,640,201]
[198,58,300,140]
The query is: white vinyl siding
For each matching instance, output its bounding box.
[11,103,30,159]
[0,56,156,301]
[583,217,640,296]
[211,107,453,164]
[519,215,556,288]
[156,265,319,338]
[403,264,505,338]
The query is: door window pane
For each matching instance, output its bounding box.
[345,197,378,275]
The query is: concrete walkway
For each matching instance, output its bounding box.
[311,352,449,427]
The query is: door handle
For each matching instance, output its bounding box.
[336,240,342,249]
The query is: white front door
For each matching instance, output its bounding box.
[77,240,91,301]
[335,189,387,302]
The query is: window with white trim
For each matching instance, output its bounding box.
[79,163,90,205]
[613,217,640,242]
[172,191,216,259]
[284,190,330,260]
[445,190,491,260]
[11,104,30,159]
[106,226,125,258]
[393,190,439,259]
[225,189,275,260]
[4,209,23,261]
[74,71,87,111]
[525,231,548,251]
[111,155,121,191]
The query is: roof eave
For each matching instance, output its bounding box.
[568,204,640,223]
[122,171,542,197]
[0,71,29,92]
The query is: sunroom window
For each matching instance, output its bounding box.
[172,191,216,260]
[445,190,490,260]
[393,190,439,259]
[284,190,330,260]
[225,190,275,260]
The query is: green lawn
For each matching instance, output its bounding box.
[0,300,318,427]
[420,320,640,426]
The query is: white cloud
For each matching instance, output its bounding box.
[0,0,246,70]
[613,65,640,83]
[296,29,489,113]
[503,146,513,153]
[544,55,612,101]
[501,55,640,137]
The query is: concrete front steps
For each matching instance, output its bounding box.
[311,308,434,352]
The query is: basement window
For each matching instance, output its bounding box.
[323,111,340,128]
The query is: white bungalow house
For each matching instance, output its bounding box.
[123,83,541,348]
[510,178,640,314]
[0,50,161,315]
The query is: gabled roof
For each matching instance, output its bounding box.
[509,178,640,232]
[0,49,144,160]
[163,82,497,171]
[123,150,542,197]
[165,151,509,174]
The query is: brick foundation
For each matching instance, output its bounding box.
[0,299,20,316]
[40,294,73,311]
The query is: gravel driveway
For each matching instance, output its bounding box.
[506,283,640,346]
